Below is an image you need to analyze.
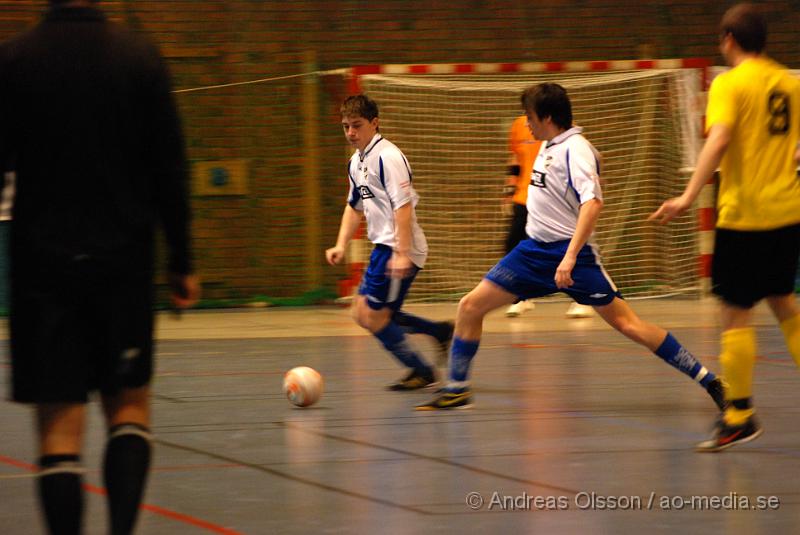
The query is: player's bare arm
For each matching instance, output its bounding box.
[326,204,363,265]
[650,124,731,225]
[556,198,602,288]
[387,202,414,279]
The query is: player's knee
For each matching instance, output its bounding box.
[353,304,388,332]
[353,308,371,330]
[351,300,371,328]
[612,317,641,341]
[457,293,483,321]
[349,302,362,324]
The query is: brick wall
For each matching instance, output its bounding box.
[1,1,798,305]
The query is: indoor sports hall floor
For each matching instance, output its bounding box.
[1,299,799,534]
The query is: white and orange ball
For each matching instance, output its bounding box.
[283,366,323,407]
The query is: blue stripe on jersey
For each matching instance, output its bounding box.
[379,156,386,189]
[378,157,395,210]
[348,169,360,208]
[565,148,580,203]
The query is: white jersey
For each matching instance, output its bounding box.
[525,127,603,243]
[347,134,428,268]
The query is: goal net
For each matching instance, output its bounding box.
[355,65,705,301]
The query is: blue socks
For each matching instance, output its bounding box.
[655,333,715,387]
[442,333,713,395]
[448,337,480,387]
[374,322,431,372]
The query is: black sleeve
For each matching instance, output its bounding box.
[143,44,192,275]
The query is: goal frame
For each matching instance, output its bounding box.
[339,58,713,300]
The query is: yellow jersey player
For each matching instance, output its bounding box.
[651,3,800,451]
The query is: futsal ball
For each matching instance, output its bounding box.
[283,366,323,407]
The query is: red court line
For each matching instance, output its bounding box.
[0,453,243,535]
[0,454,36,471]
[140,502,242,534]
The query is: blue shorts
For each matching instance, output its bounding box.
[358,244,420,311]
[485,238,621,306]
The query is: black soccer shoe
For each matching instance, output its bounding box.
[696,415,763,452]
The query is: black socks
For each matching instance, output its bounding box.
[38,454,84,535]
[103,423,153,535]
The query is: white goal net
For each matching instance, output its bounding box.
[358,67,705,301]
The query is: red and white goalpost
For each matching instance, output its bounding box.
[340,58,712,302]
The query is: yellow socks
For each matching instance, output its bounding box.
[719,327,756,426]
[716,315,800,427]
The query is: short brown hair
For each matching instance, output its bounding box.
[720,3,767,53]
[521,83,573,130]
[340,94,379,121]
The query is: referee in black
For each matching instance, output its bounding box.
[0,1,200,533]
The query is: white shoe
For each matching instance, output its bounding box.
[505,300,534,317]
[565,302,594,318]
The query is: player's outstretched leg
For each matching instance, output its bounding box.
[593,298,727,411]
[417,280,517,410]
[352,297,438,390]
[393,310,454,366]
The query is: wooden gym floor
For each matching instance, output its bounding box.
[1,298,799,534]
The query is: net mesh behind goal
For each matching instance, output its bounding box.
[358,68,703,301]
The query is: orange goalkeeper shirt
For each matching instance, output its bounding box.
[509,115,542,206]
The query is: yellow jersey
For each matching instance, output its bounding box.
[508,115,542,206]
[706,57,800,230]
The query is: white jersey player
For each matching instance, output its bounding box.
[526,126,603,243]
[326,95,453,391]
[418,83,725,417]
[345,133,428,270]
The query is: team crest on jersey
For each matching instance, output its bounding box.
[358,185,375,199]
[532,170,546,188]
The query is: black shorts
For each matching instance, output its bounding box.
[712,223,800,308]
[9,269,155,403]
